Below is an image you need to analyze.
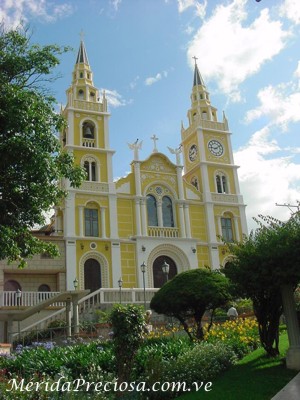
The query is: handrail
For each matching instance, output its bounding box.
[14,288,159,337]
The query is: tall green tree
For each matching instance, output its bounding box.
[0,26,85,267]
[150,268,232,340]
[224,212,300,356]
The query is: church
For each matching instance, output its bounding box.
[0,40,248,297]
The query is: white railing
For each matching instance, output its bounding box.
[79,288,159,313]
[148,227,179,238]
[73,100,103,112]
[15,288,159,335]
[182,118,228,140]
[82,138,95,147]
[0,291,62,307]
[211,193,239,204]
[80,181,109,193]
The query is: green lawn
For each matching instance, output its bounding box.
[178,333,298,400]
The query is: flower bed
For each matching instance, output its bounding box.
[0,317,260,399]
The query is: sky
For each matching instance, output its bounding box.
[1,0,300,232]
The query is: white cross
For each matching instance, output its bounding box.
[151,134,159,153]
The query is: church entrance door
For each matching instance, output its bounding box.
[84,259,101,292]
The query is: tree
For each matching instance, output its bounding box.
[224,212,300,356]
[150,268,232,340]
[109,304,145,392]
[0,26,85,267]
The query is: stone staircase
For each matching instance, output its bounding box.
[8,287,159,341]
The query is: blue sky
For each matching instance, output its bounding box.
[1,0,300,231]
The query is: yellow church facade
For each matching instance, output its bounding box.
[0,40,247,296]
[54,40,248,292]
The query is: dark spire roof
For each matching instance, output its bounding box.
[193,58,204,87]
[76,40,89,64]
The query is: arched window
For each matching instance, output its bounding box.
[84,159,97,181]
[162,196,174,227]
[85,208,99,237]
[4,280,21,291]
[78,89,84,99]
[84,259,101,292]
[153,256,177,288]
[147,195,158,226]
[38,284,50,292]
[202,111,207,120]
[82,121,95,139]
[216,172,228,193]
[221,215,234,242]
[191,176,199,190]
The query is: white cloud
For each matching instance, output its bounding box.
[195,0,207,19]
[110,0,122,12]
[245,83,300,131]
[145,71,168,86]
[178,0,197,13]
[129,75,140,90]
[103,89,131,108]
[279,0,300,25]
[178,0,207,18]
[186,0,290,100]
[0,0,73,28]
[184,25,195,35]
[234,127,300,231]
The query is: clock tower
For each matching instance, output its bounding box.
[181,59,247,269]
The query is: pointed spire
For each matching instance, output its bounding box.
[192,56,204,87]
[76,39,89,65]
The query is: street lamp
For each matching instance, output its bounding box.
[118,278,123,304]
[73,278,78,290]
[16,289,22,340]
[162,260,170,283]
[140,262,147,310]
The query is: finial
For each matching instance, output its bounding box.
[127,139,143,161]
[167,145,182,166]
[192,56,198,65]
[80,29,85,42]
[150,134,159,153]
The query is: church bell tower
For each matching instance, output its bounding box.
[181,58,248,268]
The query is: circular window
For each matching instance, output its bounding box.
[90,242,97,250]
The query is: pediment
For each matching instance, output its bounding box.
[140,153,176,174]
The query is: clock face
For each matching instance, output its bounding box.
[208,140,224,157]
[189,144,198,161]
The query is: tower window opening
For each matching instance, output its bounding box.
[83,159,97,182]
[79,72,83,78]
[78,89,84,99]
[82,121,95,139]
[191,176,199,190]
[216,173,228,194]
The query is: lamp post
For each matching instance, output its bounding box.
[118,278,123,304]
[16,289,22,341]
[73,278,78,290]
[140,262,147,310]
[161,260,173,330]
[162,260,170,283]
